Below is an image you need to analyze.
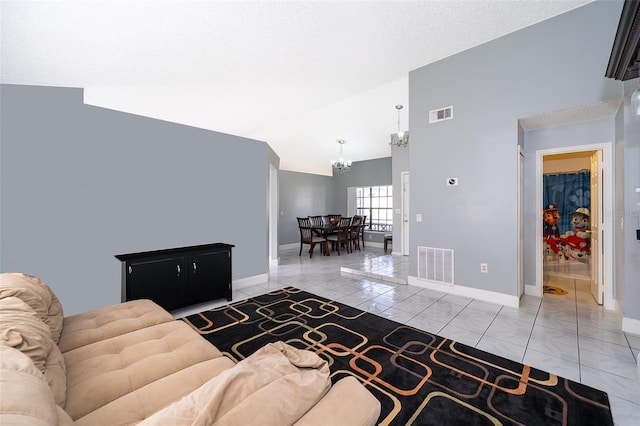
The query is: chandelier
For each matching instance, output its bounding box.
[331,139,352,174]
[389,104,409,147]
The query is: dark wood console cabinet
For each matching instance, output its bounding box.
[115,243,234,311]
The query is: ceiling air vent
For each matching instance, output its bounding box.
[429,105,453,124]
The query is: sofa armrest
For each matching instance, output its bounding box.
[294,377,380,426]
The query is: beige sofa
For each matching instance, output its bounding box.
[0,272,380,425]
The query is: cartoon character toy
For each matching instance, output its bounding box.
[543,204,561,259]
[543,204,561,239]
[558,207,591,264]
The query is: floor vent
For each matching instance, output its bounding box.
[429,105,453,124]
[417,246,454,286]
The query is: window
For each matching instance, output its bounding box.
[355,185,392,232]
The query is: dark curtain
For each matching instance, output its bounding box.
[543,171,590,235]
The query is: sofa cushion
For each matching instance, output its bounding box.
[0,296,67,407]
[58,299,174,353]
[294,376,381,426]
[73,356,236,426]
[0,345,59,426]
[63,320,225,420]
[0,297,54,373]
[44,342,68,407]
[0,272,64,343]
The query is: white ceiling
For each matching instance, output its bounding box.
[1,0,594,175]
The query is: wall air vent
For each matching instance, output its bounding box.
[429,106,453,124]
[417,246,454,286]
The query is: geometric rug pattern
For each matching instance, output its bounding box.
[182,287,613,425]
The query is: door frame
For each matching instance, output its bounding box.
[534,142,613,309]
[518,147,525,297]
[401,172,410,256]
[269,164,279,268]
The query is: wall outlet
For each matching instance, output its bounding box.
[480,263,488,273]
[416,213,422,222]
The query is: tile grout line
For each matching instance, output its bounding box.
[573,277,582,383]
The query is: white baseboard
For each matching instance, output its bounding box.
[364,241,384,249]
[622,316,640,336]
[279,243,299,250]
[407,276,520,308]
[233,273,268,290]
[525,284,541,297]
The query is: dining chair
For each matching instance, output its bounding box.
[327,214,342,225]
[326,217,352,255]
[309,215,324,236]
[297,217,328,258]
[359,215,367,249]
[349,215,363,252]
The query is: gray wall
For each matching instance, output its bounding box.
[522,118,616,288]
[622,87,640,321]
[333,157,392,245]
[278,171,336,245]
[408,0,623,297]
[1,84,273,315]
[279,157,392,245]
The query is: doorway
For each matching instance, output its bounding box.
[535,143,613,309]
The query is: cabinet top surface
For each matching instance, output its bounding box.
[115,243,234,261]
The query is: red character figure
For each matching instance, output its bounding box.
[558,207,591,264]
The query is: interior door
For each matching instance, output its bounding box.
[590,150,603,304]
[402,172,410,255]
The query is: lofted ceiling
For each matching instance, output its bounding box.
[1,0,594,175]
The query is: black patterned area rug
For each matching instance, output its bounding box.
[182,287,613,426]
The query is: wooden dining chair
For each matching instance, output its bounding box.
[349,215,363,252]
[297,217,327,258]
[359,215,367,248]
[309,215,324,237]
[326,217,352,255]
[327,214,342,225]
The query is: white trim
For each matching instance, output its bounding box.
[347,187,357,217]
[407,276,520,308]
[270,257,280,267]
[233,273,268,289]
[401,171,410,256]
[622,317,640,336]
[365,241,384,249]
[280,243,299,250]
[535,142,614,310]
[525,284,541,297]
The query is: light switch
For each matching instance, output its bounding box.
[416,213,422,222]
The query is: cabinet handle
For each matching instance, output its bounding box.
[177,265,181,276]
[193,262,197,274]
[128,266,132,274]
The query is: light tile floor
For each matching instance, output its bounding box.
[174,245,640,426]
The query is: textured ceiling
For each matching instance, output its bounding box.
[1,0,595,175]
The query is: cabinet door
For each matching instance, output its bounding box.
[188,250,231,303]
[127,256,186,310]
